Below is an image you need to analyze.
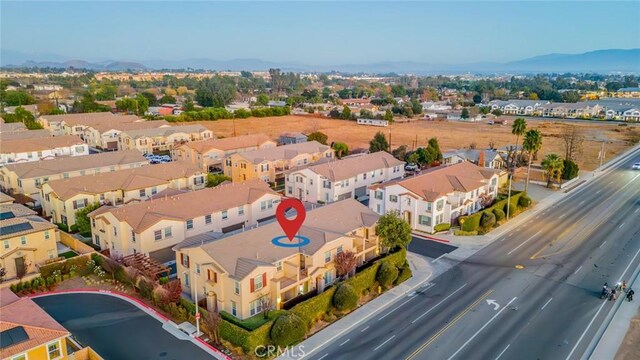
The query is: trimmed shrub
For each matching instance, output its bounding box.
[433,223,451,233]
[562,159,579,180]
[54,222,69,232]
[137,277,154,300]
[346,263,379,296]
[395,263,413,285]
[454,230,478,236]
[40,262,65,279]
[493,208,506,222]
[518,195,532,208]
[290,287,336,327]
[332,283,358,311]
[480,211,496,229]
[270,313,307,347]
[376,261,399,288]
[460,212,482,232]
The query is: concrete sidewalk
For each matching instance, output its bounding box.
[279,252,436,360]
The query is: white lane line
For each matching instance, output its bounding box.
[618,248,640,283]
[635,208,639,214]
[565,300,608,360]
[340,339,350,347]
[317,354,328,360]
[599,240,607,249]
[379,292,420,320]
[447,297,518,360]
[433,253,447,263]
[596,190,601,194]
[541,297,553,311]
[559,214,566,219]
[411,283,468,324]
[495,344,511,360]
[618,222,625,229]
[360,326,369,332]
[373,335,396,351]
[507,231,541,255]
[579,200,585,206]
[573,266,583,275]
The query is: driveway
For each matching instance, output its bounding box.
[408,236,458,259]
[34,293,215,360]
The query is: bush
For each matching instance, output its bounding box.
[40,262,65,279]
[270,313,307,347]
[159,276,169,285]
[433,223,451,233]
[395,263,413,285]
[137,277,154,300]
[290,287,336,327]
[332,284,358,311]
[454,230,478,236]
[460,212,482,232]
[376,261,399,288]
[345,263,379,296]
[480,211,496,229]
[70,224,79,233]
[562,159,579,180]
[518,195,532,208]
[493,208,506,222]
[55,222,69,232]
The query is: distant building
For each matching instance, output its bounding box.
[442,149,505,169]
[488,100,550,116]
[279,132,307,145]
[0,135,89,166]
[616,87,640,98]
[357,118,389,127]
[118,124,213,154]
[267,100,287,108]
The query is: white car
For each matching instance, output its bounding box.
[632,163,640,170]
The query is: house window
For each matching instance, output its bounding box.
[324,271,332,286]
[491,178,497,186]
[47,340,61,359]
[436,199,444,211]
[3,240,9,249]
[113,226,117,236]
[363,173,367,180]
[324,251,331,263]
[207,269,217,283]
[154,230,162,241]
[287,186,293,195]
[100,194,105,201]
[276,261,282,272]
[131,231,136,243]
[253,274,264,291]
[164,227,172,238]
[375,191,383,200]
[234,281,240,295]
[427,202,432,211]
[419,215,432,226]
[389,195,398,203]
[337,245,343,254]
[182,254,190,267]
[323,180,331,189]
[139,189,146,197]
[250,299,263,316]
[231,301,237,316]
[196,263,201,275]
[20,236,26,245]
[205,214,212,224]
[238,206,244,215]
[261,201,266,210]
[186,219,193,229]
[151,187,158,195]
[11,354,26,360]
[63,172,70,179]
[48,250,55,259]
[44,230,50,240]
[222,210,228,220]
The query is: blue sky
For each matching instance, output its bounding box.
[2,1,639,64]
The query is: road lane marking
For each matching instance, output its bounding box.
[374,335,396,351]
[406,289,493,360]
[618,222,625,229]
[411,283,468,324]
[596,190,601,194]
[559,214,566,219]
[340,339,350,346]
[495,344,511,360]
[579,200,585,205]
[599,240,607,249]
[361,326,369,332]
[317,354,328,360]
[635,208,639,214]
[508,231,541,255]
[565,300,608,360]
[433,253,447,263]
[379,288,423,320]
[617,247,640,283]
[541,297,553,311]
[573,266,583,275]
[447,297,518,360]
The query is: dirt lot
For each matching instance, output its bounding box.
[616,309,640,360]
[190,115,639,171]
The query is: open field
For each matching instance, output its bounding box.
[616,310,640,360]
[189,115,640,171]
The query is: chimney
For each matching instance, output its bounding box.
[477,150,485,168]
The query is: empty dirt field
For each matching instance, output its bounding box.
[187,115,640,171]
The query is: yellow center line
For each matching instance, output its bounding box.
[529,223,577,260]
[405,289,494,360]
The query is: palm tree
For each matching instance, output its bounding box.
[523,129,542,192]
[541,153,563,188]
[510,118,527,169]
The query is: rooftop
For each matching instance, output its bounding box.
[0,216,56,240]
[40,112,142,126]
[0,135,85,154]
[121,124,209,139]
[237,141,330,164]
[0,129,52,141]
[0,203,37,220]
[88,119,170,133]
[182,134,272,153]
[293,151,404,182]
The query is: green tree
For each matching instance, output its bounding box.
[541,153,564,187]
[522,129,542,192]
[510,118,527,169]
[332,142,349,158]
[2,90,36,106]
[341,105,352,120]
[139,91,158,106]
[369,131,389,153]
[308,131,328,145]
[376,261,399,288]
[375,211,412,252]
[562,159,579,180]
[473,94,482,103]
[183,99,195,112]
[134,94,149,115]
[461,108,470,119]
[411,99,422,115]
[159,95,177,104]
[195,77,237,108]
[384,109,394,122]
[256,93,270,106]
[491,109,503,116]
[206,174,231,188]
[75,202,102,235]
[333,283,358,311]
[391,145,408,161]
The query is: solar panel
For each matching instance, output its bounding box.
[0,222,33,236]
[0,326,29,349]
[0,212,15,220]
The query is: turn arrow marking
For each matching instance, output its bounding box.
[486,299,500,311]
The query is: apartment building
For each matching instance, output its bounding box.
[488,99,550,115]
[172,134,276,173]
[173,199,380,319]
[82,119,171,150]
[88,179,281,262]
[223,141,333,185]
[0,150,148,206]
[0,215,59,281]
[285,152,404,204]
[0,129,51,141]
[38,112,141,136]
[41,162,206,227]
[119,124,213,154]
[368,162,499,233]
[0,135,89,166]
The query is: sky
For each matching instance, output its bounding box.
[1,1,639,65]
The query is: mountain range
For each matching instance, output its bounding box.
[1,48,638,74]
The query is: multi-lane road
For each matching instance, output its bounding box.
[306,146,640,360]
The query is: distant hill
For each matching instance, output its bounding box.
[501,49,640,73]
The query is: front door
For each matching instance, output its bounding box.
[403,211,412,226]
[14,256,25,278]
[297,188,303,200]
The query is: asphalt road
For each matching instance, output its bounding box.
[34,293,213,360]
[307,146,640,360]
[408,237,458,259]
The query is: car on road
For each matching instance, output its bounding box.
[405,163,419,172]
[632,162,640,170]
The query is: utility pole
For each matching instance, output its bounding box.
[388,128,392,152]
[233,118,237,137]
[599,141,605,170]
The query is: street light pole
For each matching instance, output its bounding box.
[506,172,513,220]
[184,270,201,336]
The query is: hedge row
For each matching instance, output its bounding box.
[219,317,273,353]
[434,223,451,233]
[458,192,530,233]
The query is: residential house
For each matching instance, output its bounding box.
[172,134,277,173]
[0,150,148,206]
[442,149,505,169]
[488,100,550,116]
[118,124,213,154]
[38,112,141,136]
[267,101,287,108]
[41,162,206,227]
[368,162,500,233]
[1,203,37,220]
[223,141,334,186]
[339,98,371,107]
[0,135,89,166]
[278,133,307,145]
[0,215,59,281]
[357,118,389,127]
[623,108,640,122]
[173,199,380,318]
[616,87,640,98]
[285,152,404,203]
[88,179,281,262]
[0,129,51,141]
[82,119,171,150]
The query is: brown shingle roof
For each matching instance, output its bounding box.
[2,150,147,179]
[184,134,272,153]
[0,135,84,154]
[40,112,141,126]
[0,216,56,241]
[90,179,278,233]
[237,141,330,164]
[0,192,14,204]
[0,129,52,141]
[0,203,37,218]
[121,124,208,139]
[296,152,404,182]
[178,199,378,279]
[88,119,170,133]
[45,162,203,200]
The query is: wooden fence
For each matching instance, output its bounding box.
[60,232,96,254]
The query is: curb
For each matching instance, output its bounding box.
[412,232,450,243]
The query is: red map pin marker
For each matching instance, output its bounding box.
[276,198,306,241]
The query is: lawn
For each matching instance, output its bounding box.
[220,309,287,331]
[59,251,78,259]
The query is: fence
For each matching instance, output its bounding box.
[60,232,96,254]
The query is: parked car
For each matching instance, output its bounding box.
[405,163,419,171]
[632,162,640,170]
[160,155,171,162]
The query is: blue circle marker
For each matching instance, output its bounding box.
[271,235,310,248]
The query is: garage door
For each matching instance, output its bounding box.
[222,222,245,233]
[337,192,353,201]
[354,186,367,198]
